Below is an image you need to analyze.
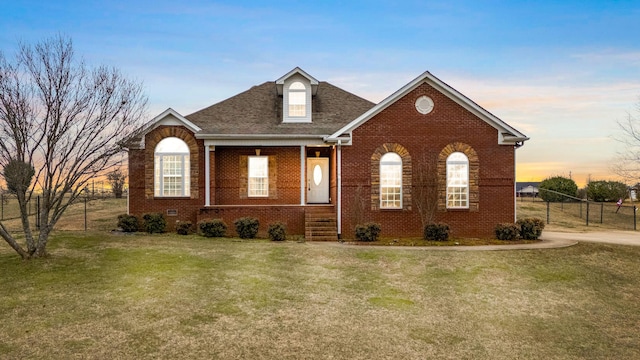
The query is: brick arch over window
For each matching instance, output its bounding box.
[371,143,412,211]
[437,142,479,211]
[145,127,199,199]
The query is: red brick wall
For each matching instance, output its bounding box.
[128,126,205,230]
[214,147,302,205]
[340,82,516,238]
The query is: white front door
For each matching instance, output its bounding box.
[307,158,329,203]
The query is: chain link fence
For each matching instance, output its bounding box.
[0,192,127,232]
[520,189,637,231]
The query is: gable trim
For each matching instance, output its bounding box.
[125,108,202,149]
[276,67,319,96]
[326,71,529,146]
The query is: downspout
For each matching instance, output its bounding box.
[337,140,342,238]
[514,144,517,222]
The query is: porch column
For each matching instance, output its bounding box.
[205,144,210,206]
[300,145,305,205]
[337,141,342,236]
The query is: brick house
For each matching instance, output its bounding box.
[125,68,528,239]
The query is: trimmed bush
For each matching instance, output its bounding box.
[268,222,287,241]
[517,217,545,240]
[142,212,166,233]
[424,222,450,241]
[234,217,260,239]
[495,223,520,241]
[355,222,381,242]
[198,219,227,237]
[176,220,193,235]
[117,214,138,232]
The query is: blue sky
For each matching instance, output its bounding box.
[2,0,639,186]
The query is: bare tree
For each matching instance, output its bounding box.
[413,152,439,229]
[106,167,127,199]
[613,100,640,184]
[0,36,147,259]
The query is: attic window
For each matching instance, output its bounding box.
[288,82,306,117]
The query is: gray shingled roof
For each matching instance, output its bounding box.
[186,81,375,136]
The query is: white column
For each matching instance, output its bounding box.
[337,141,342,236]
[205,144,210,206]
[300,145,305,205]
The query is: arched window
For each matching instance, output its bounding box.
[288,81,306,117]
[154,137,190,197]
[380,152,402,209]
[446,152,469,208]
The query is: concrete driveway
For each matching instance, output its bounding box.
[542,230,640,247]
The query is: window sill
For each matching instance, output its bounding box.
[154,196,190,199]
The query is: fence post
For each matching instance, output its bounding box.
[84,197,88,231]
[579,202,582,218]
[586,201,589,226]
[546,201,550,224]
[600,203,603,224]
[634,206,637,231]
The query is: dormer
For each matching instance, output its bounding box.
[276,67,319,123]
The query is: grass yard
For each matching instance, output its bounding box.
[1,199,640,359]
[1,232,640,359]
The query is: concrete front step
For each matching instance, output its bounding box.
[304,206,338,241]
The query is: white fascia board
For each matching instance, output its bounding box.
[122,108,201,149]
[201,134,329,147]
[275,67,319,85]
[327,71,529,145]
[151,108,202,133]
[276,67,320,96]
[137,108,201,139]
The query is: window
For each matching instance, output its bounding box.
[446,152,469,208]
[248,156,268,197]
[380,152,402,209]
[288,81,306,117]
[154,137,190,197]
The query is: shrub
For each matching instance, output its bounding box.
[234,217,260,239]
[117,214,138,232]
[198,219,227,237]
[516,217,545,240]
[176,220,193,235]
[268,222,287,241]
[424,222,450,241]
[142,212,166,233]
[495,223,520,241]
[355,222,381,242]
[539,176,578,202]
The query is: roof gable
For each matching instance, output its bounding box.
[327,71,529,145]
[276,67,319,96]
[123,108,201,149]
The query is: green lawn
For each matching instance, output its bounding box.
[1,232,639,359]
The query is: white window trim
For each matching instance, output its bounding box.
[380,153,402,209]
[283,78,311,123]
[154,152,190,198]
[446,152,469,209]
[248,156,269,198]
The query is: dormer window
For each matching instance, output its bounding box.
[288,82,306,117]
[276,67,318,123]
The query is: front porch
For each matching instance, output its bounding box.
[198,205,337,240]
